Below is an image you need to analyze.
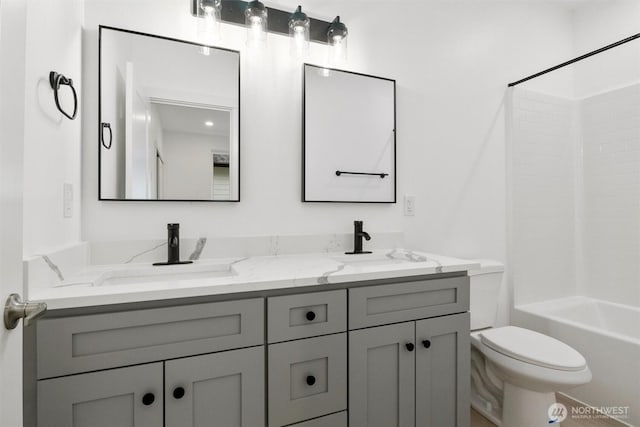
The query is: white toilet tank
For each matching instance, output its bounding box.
[468,260,504,330]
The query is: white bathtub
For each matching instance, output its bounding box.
[514,296,640,426]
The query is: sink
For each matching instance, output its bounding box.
[93,262,236,287]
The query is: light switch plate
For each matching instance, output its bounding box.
[404,195,415,216]
[63,183,73,218]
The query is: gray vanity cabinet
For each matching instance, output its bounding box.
[165,346,265,427]
[348,277,470,427]
[349,313,470,427]
[37,362,163,427]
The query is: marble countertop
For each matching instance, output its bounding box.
[30,249,479,310]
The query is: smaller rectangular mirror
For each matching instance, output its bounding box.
[303,64,396,203]
[99,26,240,201]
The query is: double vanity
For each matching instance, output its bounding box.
[26,248,477,427]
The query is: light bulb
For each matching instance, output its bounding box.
[289,6,309,59]
[197,0,221,47]
[327,16,348,65]
[245,1,268,47]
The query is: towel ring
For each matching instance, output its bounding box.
[49,71,78,120]
[101,123,113,149]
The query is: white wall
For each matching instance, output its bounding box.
[572,0,640,99]
[22,0,83,257]
[82,0,575,255]
[162,131,228,200]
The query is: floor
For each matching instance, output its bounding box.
[470,394,628,427]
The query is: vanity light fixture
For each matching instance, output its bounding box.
[205,121,214,127]
[245,0,268,47]
[190,1,348,62]
[327,16,348,64]
[289,5,310,58]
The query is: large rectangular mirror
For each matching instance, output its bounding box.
[303,64,396,203]
[99,26,240,201]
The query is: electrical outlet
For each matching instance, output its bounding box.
[63,183,73,218]
[404,195,415,216]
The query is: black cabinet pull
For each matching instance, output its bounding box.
[405,342,415,352]
[142,393,155,406]
[422,340,431,349]
[306,375,316,386]
[173,387,185,399]
[305,311,316,321]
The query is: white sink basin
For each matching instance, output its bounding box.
[93,262,236,287]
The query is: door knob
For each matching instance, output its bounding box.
[422,340,431,349]
[405,342,415,352]
[4,294,47,330]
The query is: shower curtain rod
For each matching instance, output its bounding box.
[508,32,640,87]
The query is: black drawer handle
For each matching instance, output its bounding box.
[305,311,316,321]
[173,387,185,399]
[405,342,415,352]
[306,375,316,386]
[422,340,431,349]
[142,393,155,406]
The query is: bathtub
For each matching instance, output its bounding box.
[513,296,640,426]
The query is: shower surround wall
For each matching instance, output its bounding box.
[510,89,579,306]
[581,85,640,306]
[511,84,640,308]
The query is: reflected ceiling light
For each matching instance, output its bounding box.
[289,5,309,59]
[327,16,348,65]
[197,0,221,46]
[205,121,214,127]
[245,0,268,47]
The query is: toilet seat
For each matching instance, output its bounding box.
[479,326,587,371]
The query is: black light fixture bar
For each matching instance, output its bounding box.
[191,0,332,44]
[508,32,640,87]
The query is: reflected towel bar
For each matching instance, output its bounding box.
[336,170,388,179]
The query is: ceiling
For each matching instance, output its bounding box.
[153,103,231,137]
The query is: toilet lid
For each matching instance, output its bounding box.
[479,326,587,371]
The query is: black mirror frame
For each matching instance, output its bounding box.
[98,25,241,202]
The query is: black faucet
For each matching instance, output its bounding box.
[346,220,372,255]
[153,223,193,266]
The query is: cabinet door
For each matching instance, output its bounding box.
[349,322,415,427]
[37,363,163,427]
[415,313,470,427]
[165,346,265,427]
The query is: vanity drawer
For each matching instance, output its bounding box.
[288,411,348,427]
[268,333,347,427]
[36,298,264,379]
[349,276,469,329]
[267,290,346,343]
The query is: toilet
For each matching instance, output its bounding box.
[469,260,592,427]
